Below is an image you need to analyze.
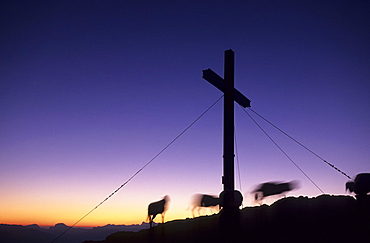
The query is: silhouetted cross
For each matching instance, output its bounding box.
[202,49,251,211]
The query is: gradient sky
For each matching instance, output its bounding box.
[1,1,369,227]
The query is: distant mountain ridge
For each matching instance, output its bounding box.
[0,222,151,243]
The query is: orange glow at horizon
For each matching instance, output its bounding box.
[0,208,195,228]
[0,189,328,228]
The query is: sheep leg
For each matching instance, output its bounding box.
[149,216,153,228]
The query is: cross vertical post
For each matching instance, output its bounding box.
[223,49,235,193]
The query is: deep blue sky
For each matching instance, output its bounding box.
[1,1,369,226]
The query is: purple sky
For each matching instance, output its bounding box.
[1,1,369,226]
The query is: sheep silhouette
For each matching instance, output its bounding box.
[252,181,299,204]
[346,173,370,199]
[189,194,220,217]
[147,195,170,228]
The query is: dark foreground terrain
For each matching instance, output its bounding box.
[85,195,369,243]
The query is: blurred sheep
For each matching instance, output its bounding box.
[189,194,220,217]
[147,195,170,228]
[346,173,370,199]
[252,181,299,205]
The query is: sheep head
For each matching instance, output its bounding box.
[345,181,355,193]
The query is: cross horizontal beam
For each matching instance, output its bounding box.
[202,68,251,108]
